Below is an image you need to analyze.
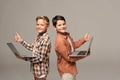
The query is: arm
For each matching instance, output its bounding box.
[55,38,84,63]
[20,40,34,51]
[73,37,86,48]
[73,33,90,48]
[69,33,91,60]
[15,32,34,51]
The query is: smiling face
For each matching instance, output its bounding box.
[54,20,67,33]
[36,18,49,33]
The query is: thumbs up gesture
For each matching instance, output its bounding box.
[15,32,23,43]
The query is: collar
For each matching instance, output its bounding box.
[37,31,47,37]
[36,32,48,41]
[57,31,70,39]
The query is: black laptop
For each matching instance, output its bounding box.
[69,37,93,57]
[7,43,35,61]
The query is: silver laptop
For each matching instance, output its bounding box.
[69,37,93,57]
[7,43,35,61]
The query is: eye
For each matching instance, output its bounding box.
[63,23,66,25]
[36,24,39,26]
[58,24,61,26]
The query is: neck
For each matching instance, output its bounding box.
[57,31,67,35]
[38,31,46,36]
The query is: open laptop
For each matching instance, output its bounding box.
[69,37,93,57]
[7,43,35,61]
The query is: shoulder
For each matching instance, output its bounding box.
[55,33,66,43]
[42,33,51,44]
[55,33,68,46]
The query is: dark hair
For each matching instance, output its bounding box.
[52,15,66,27]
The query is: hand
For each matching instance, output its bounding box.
[83,33,90,42]
[15,32,23,43]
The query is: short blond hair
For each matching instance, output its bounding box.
[36,16,50,26]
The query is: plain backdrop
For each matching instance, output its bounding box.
[0,0,120,80]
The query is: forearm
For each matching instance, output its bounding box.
[74,37,86,48]
[20,40,33,51]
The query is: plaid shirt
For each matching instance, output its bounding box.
[21,32,51,78]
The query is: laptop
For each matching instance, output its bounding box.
[7,43,35,61]
[69,37,93,57]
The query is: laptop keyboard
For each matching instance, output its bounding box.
[78,51,87,55]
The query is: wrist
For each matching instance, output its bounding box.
[20,39,23,44]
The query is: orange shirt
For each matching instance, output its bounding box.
[55,32,88,76]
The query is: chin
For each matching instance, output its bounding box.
[61,31,66,33]
[38,31,43,33]
[62,31,66,33]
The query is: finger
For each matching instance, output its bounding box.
[85,33,91,41]
[16,32,20,37]
[16,32,18,36]
[85,33,88,36]
[15,34,18,39]
[85,33,89,38]
[88,34,91,40]
[84,33,87,38]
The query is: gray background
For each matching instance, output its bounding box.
[0,0,120,80]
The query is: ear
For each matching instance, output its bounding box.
[47,24,50,28]
[54,27,57,30]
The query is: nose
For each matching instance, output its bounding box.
[62,25,66,29]
[60,24,64,27]
[36,25,40,29]
[36,24,41,28]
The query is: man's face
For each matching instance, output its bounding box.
[55,20,67,33]
[36,19,48,33]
